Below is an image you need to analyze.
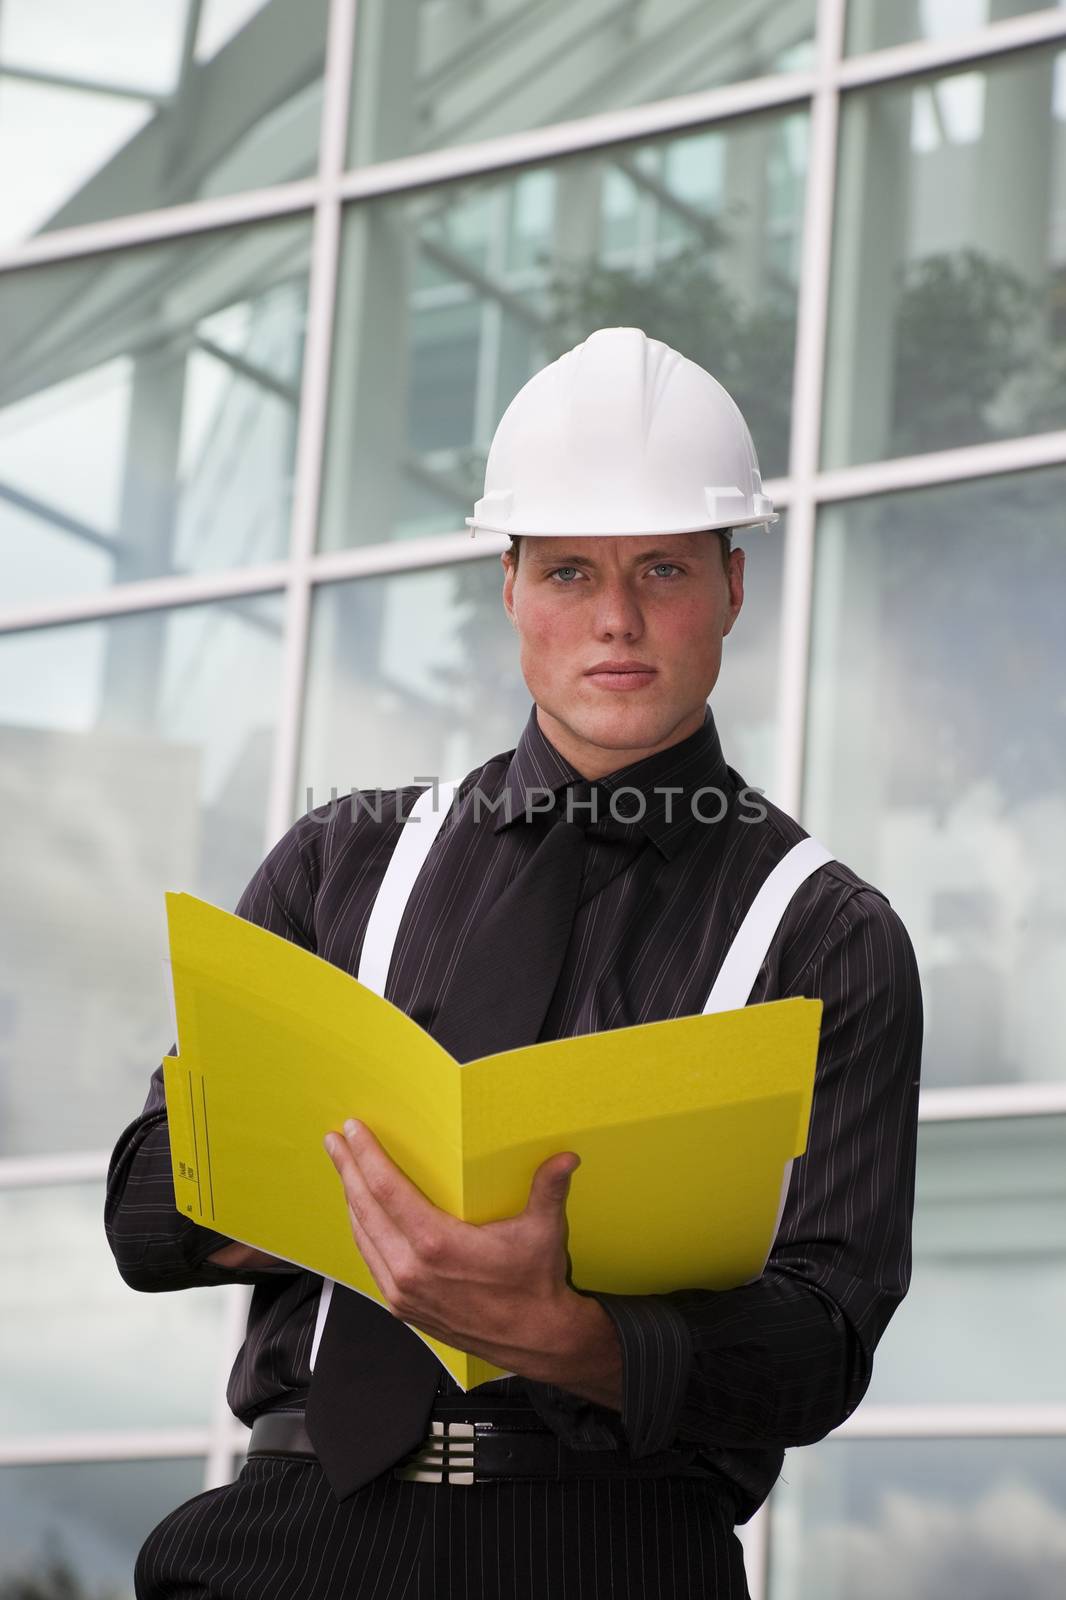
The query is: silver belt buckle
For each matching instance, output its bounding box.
[393,1420,476,1485]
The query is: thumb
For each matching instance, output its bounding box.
[526,1152,581,1218]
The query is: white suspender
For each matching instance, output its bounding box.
[701,834,835,1247]
[356,779,463,999]
[309,778,462,1372]
[701,836,835,1014]
[311,805,833,1367]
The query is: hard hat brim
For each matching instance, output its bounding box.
[465,514,779,536]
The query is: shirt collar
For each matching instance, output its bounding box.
[493,702,732,860]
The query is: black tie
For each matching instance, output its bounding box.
[305,792,590,1499]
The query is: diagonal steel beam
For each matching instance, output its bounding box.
[0,480,115,551]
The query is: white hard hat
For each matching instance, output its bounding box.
[466,326,777,539]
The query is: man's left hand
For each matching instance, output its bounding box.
[323,1119,621,1401]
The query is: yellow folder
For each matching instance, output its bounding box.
[162,891,822,1390]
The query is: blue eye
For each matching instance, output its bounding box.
[546,562,681,583]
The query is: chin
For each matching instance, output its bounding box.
[569,699,676,750]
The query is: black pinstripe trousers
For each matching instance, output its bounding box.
[134,1455,749,1599]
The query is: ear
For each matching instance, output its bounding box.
[722,547,745,636]
[502,551,518,627]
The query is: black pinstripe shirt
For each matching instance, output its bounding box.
[105,702,922,1523]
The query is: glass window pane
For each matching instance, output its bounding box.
[803,468,1066,1087]
[0,594,285,1155]
[847,0,1066,55]
[714,518,784,793]
[321,113,807,552]
[0,1183,233,1436]
[299,532,782,812]
[300,561,532,798]
[0,219,310,609]
[349,0,816,166]
[0,0,323,245]
[0,1458,205,1599]
[768,1437,1066,1600]
[823,45,1066,467]
[866,1118,1066,1405]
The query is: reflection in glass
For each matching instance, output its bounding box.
[0,1184,234,1436]
[866,1117,1066,1404]
[321,113,807,550]
[846,0,1066,55]
[824,44,1066,466]
[301,560,531,799]
[712,517,784,793]
[0,0,323,245]
[0,1457,204,1599]
[0,593,284,1154]
[299,530,782,814]
[768,1437,1066,1600]
[0,219,310,609]
[803,468,1066,1086]
[348,0,816,165]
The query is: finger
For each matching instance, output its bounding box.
[341,1120,454,1243]
[343,1196,401,1309]
[523,1152,580,1220]
[325,1135,408,1306]
[324,1129,410,1266]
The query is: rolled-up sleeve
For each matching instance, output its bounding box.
[104,812,325,1291]
[554,889,923,1474]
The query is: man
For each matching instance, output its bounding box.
[107,327,922,1599]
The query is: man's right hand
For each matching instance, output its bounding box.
[207,1242,290,1271]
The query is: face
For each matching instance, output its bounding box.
[501,531,744,778]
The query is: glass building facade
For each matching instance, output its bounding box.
[1,1,1064,1593]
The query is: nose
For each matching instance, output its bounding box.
[593,573,645,640]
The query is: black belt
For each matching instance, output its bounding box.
[247,1411,713,1485]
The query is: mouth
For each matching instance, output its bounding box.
[584,661,658,691]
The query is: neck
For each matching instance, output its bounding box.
[534,703,707,780]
